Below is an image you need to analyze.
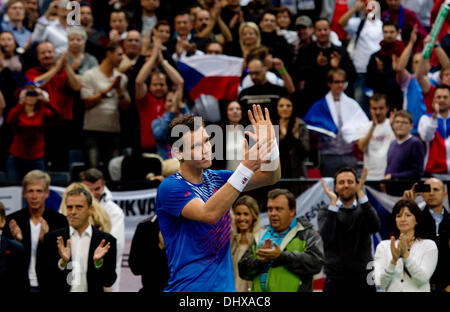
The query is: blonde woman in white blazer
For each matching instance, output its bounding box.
[374,199,438,292]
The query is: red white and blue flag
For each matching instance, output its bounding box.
[177,54,243,101]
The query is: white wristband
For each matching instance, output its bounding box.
[228,163,254,192]
[269,139,279,161]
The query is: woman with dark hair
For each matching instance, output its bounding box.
[276,96,309,178]
[374,199,438,292]
[0,31,24,72]
[212,100,245,170]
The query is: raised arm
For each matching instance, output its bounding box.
[181,105,280,225]
[33,53,66,87]
[415,35,433,94]
[338,0,364,28]
[158,51,184,90]
[273,58,295,94]
[135,41,160,100]
[395,25,417,84]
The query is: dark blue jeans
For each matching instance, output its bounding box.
[6,155,45,184]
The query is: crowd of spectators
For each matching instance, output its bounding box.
[1,0,450,183]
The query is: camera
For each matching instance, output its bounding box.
[414,183,431,193]
[25,89,39,97]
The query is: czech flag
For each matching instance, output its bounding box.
[177,54,243,101]
[303,92,369,143]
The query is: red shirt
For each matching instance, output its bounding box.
[7,103,54,159]
[331,0,349,40]
[135,92,166,149]
[25,67,75,121]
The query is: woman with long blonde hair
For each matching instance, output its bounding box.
[59,183,111,234]
[231,195,260,292]
[238,22,261,59]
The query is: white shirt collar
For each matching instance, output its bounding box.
[396,134,412,144]
[336,198,357,209]
[70,223,93,238]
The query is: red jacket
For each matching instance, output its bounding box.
[7,102,56,159]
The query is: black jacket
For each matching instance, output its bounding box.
[422,207,450,290]
[3,208,68,275]
[0,235,29,293]
[294,42,357,111]
[129,215,169,292]
[37,226,117,292]
[318,199,380,279]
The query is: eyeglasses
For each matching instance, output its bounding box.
[331,80,346,84]
[393,120,411,125]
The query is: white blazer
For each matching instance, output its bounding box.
[374,239,438,292]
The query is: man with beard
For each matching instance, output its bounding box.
[319,167,380,292]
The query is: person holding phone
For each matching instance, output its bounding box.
[6,87,54,183]
[403,179,450,292]
[238,188,324,292]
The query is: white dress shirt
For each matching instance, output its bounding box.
[29,220,41,287]
[59,225,93,292]
[374,239,438,292]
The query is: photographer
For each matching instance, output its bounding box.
[5,87,53,184]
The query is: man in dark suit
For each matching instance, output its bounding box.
[0,201,29,293]
[3,170,68,291]
[129,214,169,292]
[37,186,117,292]
[404,178,450,292]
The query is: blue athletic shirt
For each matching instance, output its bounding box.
[155,169,235,292]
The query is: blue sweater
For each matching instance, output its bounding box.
[385,135,425,179]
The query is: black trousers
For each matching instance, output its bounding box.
[323,277,377,293]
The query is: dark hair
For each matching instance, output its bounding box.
[65,187,93,208]
[276,7,292,19]
[110,9,129,21]
[79,1,91,8]
[391,199,426,239]
[0,201,5,221]
[276,96,296,138]
[246,46,269,65]
[314,18,330,28]
[79,168,104,183]
[105,41,121,54]
[268,188,296,210]
[334,167,358,186]
[434,84,450,94]
[393,109,413,124]
[223,100,243,124]
[383,20,399,31]
[262,9,277,19]
[370,93,387,104]
[154,20,170,30]
[166,114,205,149]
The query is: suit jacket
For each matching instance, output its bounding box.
[3,208,68,274]
[37,225,117,293]
[128,215,169,292]
[422,206,450,289]
[0,235,29,293]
